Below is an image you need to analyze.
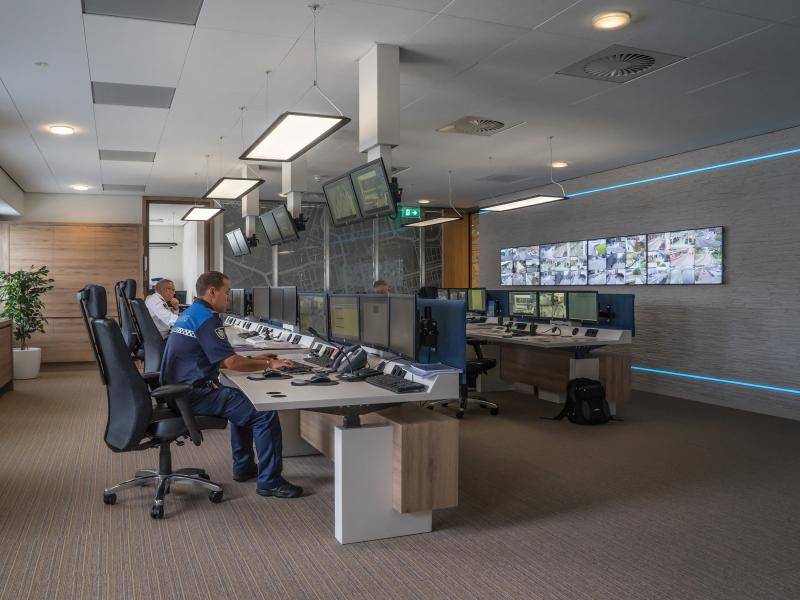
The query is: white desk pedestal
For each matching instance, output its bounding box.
[335,424,432,544]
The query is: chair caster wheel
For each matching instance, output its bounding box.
[103,492,116,505]
[199,473,210,481]
[150,504,164,519]
[456,410,464,419]
[479,403,487,409]
[442,402,449,408]
[426,405,433,410]
[209,490,224,504]
[490,408,499,416]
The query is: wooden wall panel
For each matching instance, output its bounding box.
[28,317,93,363]
[469,212,480,287]
[9,225,53,271]
[442,216,469,288]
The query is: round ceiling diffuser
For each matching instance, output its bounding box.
[462,118,505,134]
[583,52,656,79]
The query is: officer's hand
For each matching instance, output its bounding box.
[270,358,294,369]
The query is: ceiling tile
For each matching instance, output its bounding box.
[83,0,204,25]
[92,81,175,108]
[444,0,573,29]
[100,159,153,184]
[699,0,800,23]
[94,104,167,150]
[99,149,156,162]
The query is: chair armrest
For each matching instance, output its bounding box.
[142,371,160,384]
[151,384,203,446]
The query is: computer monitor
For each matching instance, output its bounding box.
[509,291,538,318]
[228,288,245,315]
[233,228,250,256]
[252,286,270,320]
[389,294,417,361]
[322,173,363,227]
[349,158,395,219]
[298,292,329,339]
[359,295,390,350]
[282,286,297,324]
[329,295,360,344]
[258,212,283,246]
[174,290,187,304]
[468,288,486,313]
[567,291,599,322]
[269,286,283,322]
[272,205,299,243]
[437,288,450,300]
[539,291,567,319]
[450,288,467,303]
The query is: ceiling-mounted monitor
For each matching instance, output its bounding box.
[349,158,395,219]
[258,212,283,246]
[225,228,249,256]
[272,204,299,242]
[322,173,363,227]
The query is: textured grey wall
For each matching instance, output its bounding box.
[479,126,800,420]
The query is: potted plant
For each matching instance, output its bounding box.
[0,266,54,379]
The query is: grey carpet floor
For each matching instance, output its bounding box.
[1,365,799,600]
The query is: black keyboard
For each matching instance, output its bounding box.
[278,364,313,374]
[304,355,333,368]
[364,374,426,394]
[353,367,383,378]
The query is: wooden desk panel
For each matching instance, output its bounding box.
[500,344,572,391]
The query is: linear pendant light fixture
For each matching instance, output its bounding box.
[240,5,349,162]
[184,154,225,221]
[203,176,264,200]
[404,171,463,228]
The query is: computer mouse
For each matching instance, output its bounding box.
[262,369,284,379]
[309,373,331,384]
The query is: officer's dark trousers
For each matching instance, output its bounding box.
[189,384,284,489]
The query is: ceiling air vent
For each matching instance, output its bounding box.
[557,45,685,83]
[437,116,507,136]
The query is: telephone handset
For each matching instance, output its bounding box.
[335,347,368,373]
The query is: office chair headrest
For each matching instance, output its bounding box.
[78,285,107,319]
[121,278,136,300]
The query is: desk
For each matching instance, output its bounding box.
[221,317,460,544]
[467,324,632,412]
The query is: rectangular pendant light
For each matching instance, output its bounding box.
[239,111,351,162]
[203,177,264,200]
[403,216,462,228]
[483,195,567,212]
[182,206,224,221]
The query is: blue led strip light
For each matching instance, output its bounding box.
[632,366,800,395]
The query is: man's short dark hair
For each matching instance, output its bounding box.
[196,271,229,296]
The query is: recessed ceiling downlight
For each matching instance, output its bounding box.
[592,11,631,30]
[69,184,90,191]
[551,161,569,168]
[50,125,75,135]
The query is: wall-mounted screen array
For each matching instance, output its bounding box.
[322,158,396,227]
[501,226,723,286]
[500,245,539,286]
[258,205,299,246]
[226,228,250,257]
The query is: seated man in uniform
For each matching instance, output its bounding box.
[161,271,302,498]
[145,279,180,338]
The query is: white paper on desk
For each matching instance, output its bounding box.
[406,362,461,377]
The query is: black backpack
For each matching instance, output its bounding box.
[552,378,612,425]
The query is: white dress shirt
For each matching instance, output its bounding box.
[145,292,179,337]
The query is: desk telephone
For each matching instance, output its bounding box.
[331,345,368,373]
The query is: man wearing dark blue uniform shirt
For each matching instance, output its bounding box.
[161,271,302,498]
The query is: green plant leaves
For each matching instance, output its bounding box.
[0,265,55,350]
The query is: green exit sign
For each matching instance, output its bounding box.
[400,206,421,219]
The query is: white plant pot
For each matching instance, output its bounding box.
[13,347,42,380]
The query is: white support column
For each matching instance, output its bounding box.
[281,156,307,219]
[241,164,259,239]
[359,44,399,161]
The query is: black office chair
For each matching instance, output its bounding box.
[428,338,499,418]
[78,284,227,519]
[129,298,166,391]
[114,278,142,360]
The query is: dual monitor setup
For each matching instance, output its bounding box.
[226,205,300,257]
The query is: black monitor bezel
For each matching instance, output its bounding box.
[322,172,364,227]
[566,290,599,323]
[508,290,539,318]
[272,205,299,243]
[358,294,391,351]
[388,294,417,361]
[328,294,361,345]
[298,292,329,339]
[258,212,283,246]
[349,157,396,219]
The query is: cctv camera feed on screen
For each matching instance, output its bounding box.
[350,160,395,218]
[323,175,362,226]
[647,227,723,284]
[539,291,566,319]
[500,245,539,286]
[540,241,587,286]
[588,235,646,285]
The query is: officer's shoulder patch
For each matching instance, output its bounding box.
[215,327,226,340]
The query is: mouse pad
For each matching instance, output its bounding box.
[290,380,340,386]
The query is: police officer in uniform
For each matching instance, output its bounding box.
[161,271,302,498]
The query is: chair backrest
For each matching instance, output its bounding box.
[78,284,152,452]
[115,279,139,353]
[129,298,166,374]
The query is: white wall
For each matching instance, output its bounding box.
[182,221,204,302]
[11,193,141,223]
[479,125,800,421]
[0,167,24,216]
[149,225,185,290]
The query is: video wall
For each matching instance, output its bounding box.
[501,226,723,286]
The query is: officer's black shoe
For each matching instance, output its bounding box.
[257,481,303,498]
[233,465,258,482]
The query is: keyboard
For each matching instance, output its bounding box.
[278,364,313,374]
[352,367,383,378]
[364,374,427,394]
[304,355,333,368]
